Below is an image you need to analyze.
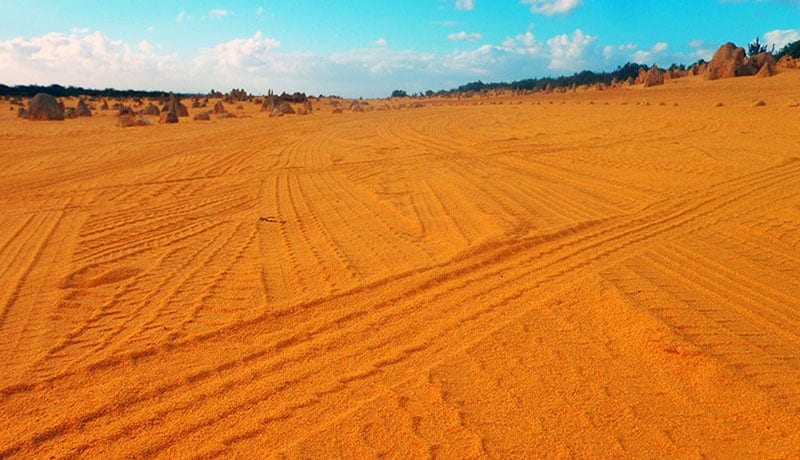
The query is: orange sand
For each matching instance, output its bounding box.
[1,72,800,457]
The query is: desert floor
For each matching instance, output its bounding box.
[1,72,800,458]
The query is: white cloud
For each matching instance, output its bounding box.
[522,0,582,15]
[70,27,89,34]
[687,39,714,61]
[455,0,475,10]
[2,27,683,98]
[0,31,183,90]
[210,9,231,19]
[137,40,152,53]
[191,31,552,96]
[632,42,670,64]
[0,28,555,97]
[448,31,483,42]
[765,28,800,50]
[195,30,280,69]
[256,6,264,15]
[146,25,155,33]
[176,11,186,22]
[501,31,542,55]
[546,29,595,70]
[602,43,636,61]
[375,38,388,46]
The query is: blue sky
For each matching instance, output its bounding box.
[0,0,798,97]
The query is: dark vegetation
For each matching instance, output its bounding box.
[396,37,800,98]
[0,83,183,99]
[747,37,773,57]
[776,39,800,59]
[437,61,692,96]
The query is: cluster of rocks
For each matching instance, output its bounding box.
[17,93,95,121]
[161,93,188,118]
[260,94,313,117]
[192,101,238,121]
[223,88,249,103]
[704,42,778,80]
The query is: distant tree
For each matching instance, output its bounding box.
[425,89,434,97]
[776,39,800,59]
[390,89,408,98]
[747,36,775,56]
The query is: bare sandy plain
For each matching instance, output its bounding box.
[1,71,800,458]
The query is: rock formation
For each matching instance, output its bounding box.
[705,43,748,80]
[76,99,92,117]
[755,60,778,78]
[705,44,778,80]
[261,95,280,112]
[349,100,364,112]
[118,115,151,127]
[270,101,295,117]
[643,66,665,87]
[777,55,796,69]
[27,93,64,121]
[141,103,160,116]
[162,93,189,117]
[159,111,179,124]
[118,106,136,117]
[747,53,777,75]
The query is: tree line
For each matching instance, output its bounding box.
[0,83,189,99]
[392,37,800,98]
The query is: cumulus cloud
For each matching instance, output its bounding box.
[632,42,669,64]
[137,40,152,53]
[599,39,711,68]
[195,30,280,69]
[190,30,553,96]
[547,29,595,70]
[522,0,582,15]
[764,28,800,50]
[602,43,637,61]
[501,31,542,55]
[448,31,483,42]
[455,0,475,10]
[0,27,649,98]
[0,31,183,90]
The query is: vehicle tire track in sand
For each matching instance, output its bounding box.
[2,91,800,457]
[2,156,797,456]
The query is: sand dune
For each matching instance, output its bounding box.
[1,72,800,457]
